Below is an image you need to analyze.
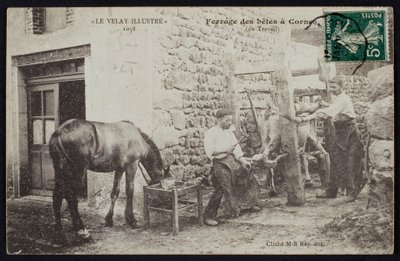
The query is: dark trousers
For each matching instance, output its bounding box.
[204,162,239,219]
[326,121,363,198]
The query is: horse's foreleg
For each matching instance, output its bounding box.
[125,162,138,228]
[267,168,278,197]
[105,168,124,227]
[315,141,331,187]
[301,153,311,182]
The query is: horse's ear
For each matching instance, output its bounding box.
[163,166,170,177]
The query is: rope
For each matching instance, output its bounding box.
[138,163,152,185]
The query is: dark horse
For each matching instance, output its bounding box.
[49,119,169,243]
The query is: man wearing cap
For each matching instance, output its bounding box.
[203,108,261,226]
[296,76,364,202]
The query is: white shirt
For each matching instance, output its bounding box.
[316,92,356,121]
[204,125,244,160]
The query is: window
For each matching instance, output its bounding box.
[30,89,55,145]
[26,8,73,34]
[44,8,67,32]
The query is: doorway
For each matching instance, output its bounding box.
[28,80,86,196]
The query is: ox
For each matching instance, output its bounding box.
[256,102,331,193]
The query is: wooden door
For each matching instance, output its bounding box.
[28,84,59,196]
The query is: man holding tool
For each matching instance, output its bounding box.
[203,108,261,226]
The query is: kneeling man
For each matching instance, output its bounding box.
[203,108,261,226]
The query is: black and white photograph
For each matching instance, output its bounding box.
[5,7,394,254]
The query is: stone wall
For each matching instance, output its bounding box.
[364,65,394,211]
[151,7,282,181]
[337,66,394,211]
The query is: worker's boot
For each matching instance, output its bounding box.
[204,218,219,226]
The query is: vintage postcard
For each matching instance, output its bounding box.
[6,7,394,255]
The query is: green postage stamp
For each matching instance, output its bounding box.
[325,10,387,62]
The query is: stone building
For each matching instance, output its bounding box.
[9,7,389,209]
[7,7,294,201]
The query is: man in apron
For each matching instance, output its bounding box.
[203,108,261,226]
[296,76,364,202]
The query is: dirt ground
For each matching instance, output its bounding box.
[6,172,392,255]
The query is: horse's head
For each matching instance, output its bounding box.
[147,165,170,185]
[138,130,171,185]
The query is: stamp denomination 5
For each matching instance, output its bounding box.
[325,11,387,62]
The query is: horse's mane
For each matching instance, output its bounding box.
[121,120,163,167]
[137,129,163,168]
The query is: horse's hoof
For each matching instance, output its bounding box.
[80,235,93,243]
[53,226,68,246]
[52,235,68,246]
[74,228,93,244]
[231,211,241,218]
[304,181,314,188]
[126,220,138,229]
[269,190,278,197]
[128,223,139,229]
[104,219,113,227]
[73,235,93,245]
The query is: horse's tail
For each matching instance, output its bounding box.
[49,130,74,168]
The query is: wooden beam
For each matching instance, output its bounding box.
[26,72,85,85]
[235,62,319,78]
[294,88,326,97]
[236,83,273,94]
[291,67,319,77]
[234,61,275,75]
[273,52,305,206]
[239,106,267,110]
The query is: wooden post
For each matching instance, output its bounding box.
[273,52,305,206]
[224,35,241,137]
[318,53,335,155]
[171,188,179,235]
[318,52,334,103]
[143,186,150,229]
[197,185,204,226]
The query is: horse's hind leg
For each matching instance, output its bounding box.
[53,184,63,229]
[125,162,139,228]
[65,170,91,242]
[105,168,124,227]
[50,153,68,245]
[53,177,67,245]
